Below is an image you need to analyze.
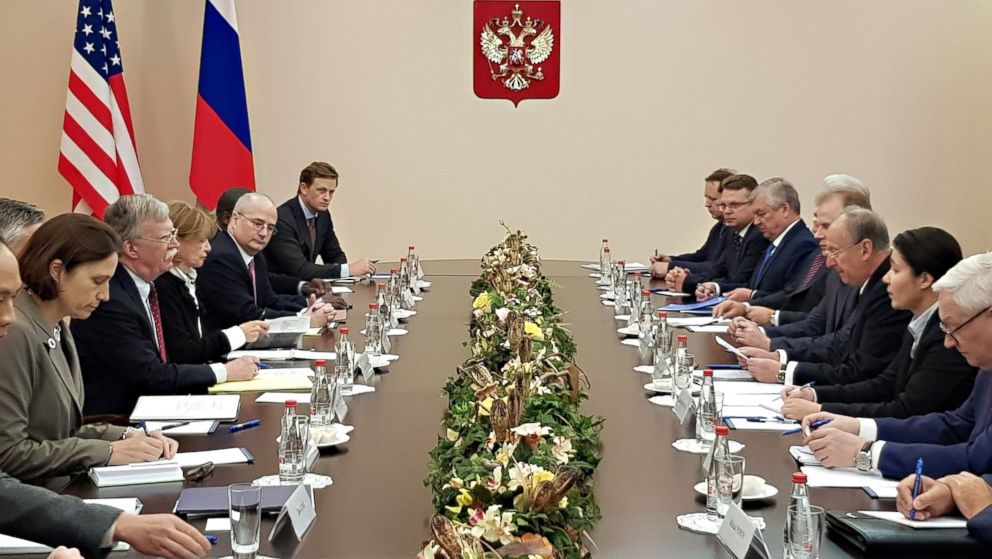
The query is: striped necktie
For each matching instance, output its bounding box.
[147,284,168,362]
[248,258,257,303]
[798,253,826,291]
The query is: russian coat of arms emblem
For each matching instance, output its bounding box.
[474,2,560,106]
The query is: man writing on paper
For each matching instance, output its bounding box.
[799,253,992,485]
[650,168,733,279]
[667,174,768,298]
[0,237,211,559]
[72,195,260,416]
[197,193,341,332]
[264,162,376,280]
[736,209,911,387]
[714,176,869,323]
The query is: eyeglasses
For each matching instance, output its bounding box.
[940,305,991,345]
[717,201,751,211]
[185,461,215,482]
[236,212,276,234]
[137,229,178,244]
[822,242,859,261]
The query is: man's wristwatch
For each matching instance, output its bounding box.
[777,363,787,384]
[855,440,873,471]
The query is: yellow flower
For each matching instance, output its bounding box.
[532,470,554,486]
[558,496,569,509]
[473,292,492,311]
[456,489,474,507]
[524,321,545,341]
[448,477,464,490]
[478,397,494,416]
[446,429,460,442]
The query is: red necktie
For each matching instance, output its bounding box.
[248,258,257,303]
[147,284,168,362]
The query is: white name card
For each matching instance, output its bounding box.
[673,388,694,424]
[355,352,374,383]
[268,483,316,542]
[716,502,757,559]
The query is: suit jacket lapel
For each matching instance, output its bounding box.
[14,292,84,414]
[289,201,315,260]
[115,264,156,340]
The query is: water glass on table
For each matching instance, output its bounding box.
[714,454,745,518]
[695,392,724,445]
[229,483,261,555]
[785,504,824,559]
[674,352,695,397]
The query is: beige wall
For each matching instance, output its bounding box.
[2,0,991,261]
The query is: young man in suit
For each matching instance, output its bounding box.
[649,168,733,279]
[667,174,769,297]
[197,193,340,332]
[263,162,375,280]
[0,238,210,559]
[800,252,992,490]
[71,195,259,416]
[739,208,912,386]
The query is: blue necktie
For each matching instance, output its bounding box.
[752,245,776,287]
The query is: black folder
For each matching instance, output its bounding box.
[826,510,987,556]
[174,485,297,517]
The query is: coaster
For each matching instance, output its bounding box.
[252,473,333,489]
[672,438,745,455]
[676,512,766,535]
[649,395,675,407]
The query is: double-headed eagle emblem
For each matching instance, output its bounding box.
[480,3,555,92]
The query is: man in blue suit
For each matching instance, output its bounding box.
[708,178,818,303]
[800,252,992,489]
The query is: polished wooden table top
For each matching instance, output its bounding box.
[59,260,893,558]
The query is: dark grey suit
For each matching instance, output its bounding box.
[0,469,119,558]
[766,271,858,363]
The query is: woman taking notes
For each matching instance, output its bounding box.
[0,215,178,490]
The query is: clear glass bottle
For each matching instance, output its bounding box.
[375,282,392,326]
[406,245,417,279]
[784,472,813,559]
[695,369,718,444]
[705,425,732,520]
[309,361,332,428]
[335,328,354,387]
[278,400,305,483]
[638,290,654,333]
[599,238,609,272]
[365,303,383,357]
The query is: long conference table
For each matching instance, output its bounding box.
[53,260,903,558]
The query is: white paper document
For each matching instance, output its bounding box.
[89,461,184,487]
[858,510,967,529]
[713,381,783,395]
[143,420,216,435]
[653,290,692,297]
[715,336,748,359]
[789,445,820,465]
[205,517,232,532]
[800,466,899,489]
[173,448,250,468]
[267,315,310,334]
[256,392,312,404]
[256,367,315,378]
[130,394,241,421]
[724,418,797,431]
[228,349,336,361]
[689,325,731,334]
[331,286,353,294]
[692,368,752,381]
[668,317,730,328]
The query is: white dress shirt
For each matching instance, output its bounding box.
[298,196,349,278]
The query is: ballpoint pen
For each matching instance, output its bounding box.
[228,419,262,433]
[258,363,272,369]
[774,381,817,401]
[910,457,924,520]
[781,418,832,437]
[158,421,190,431]
[139,420,148,436]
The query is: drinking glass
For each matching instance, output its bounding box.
[229,483,261,554]
[714,454,745,518]
[785,504,825,559]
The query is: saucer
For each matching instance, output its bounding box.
[617,326,645,337]
[692,480,778,501]
[643,380,673,393]
[672,438,745,455]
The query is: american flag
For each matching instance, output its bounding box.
[58,0,143,218]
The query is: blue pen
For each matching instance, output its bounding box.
[228,419,262,433]
[258,363,272,369]
[205,535,217,546]
[910,457,924,520]
[781,418,832,437]
[139,420,148,436]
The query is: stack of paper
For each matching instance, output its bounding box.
[858,511,967,529]
[257,392,312,405]
[173,448,253,468]
[724,418,797,431]
[142,420,217,435]
[0,499,139,554]
[692,368,751,381]
[800,465,900,490]
[209,373,313,394]
[228,349,336,361]
[89,461,184,487]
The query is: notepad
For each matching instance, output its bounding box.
[143,420,218,435]
[130,394,241,421]
[0,499,140,554]
[692,368,751,381]
[89,461,184,487]
[661,297,726,312]
[725,418,797,431]
[209,375,312,394]
[715,336,748,359]
[257,392,312,404]
[789,445,820,465]
[650,289,691,297]
[689,325,732,334]
[330,286,353,294]
[858,510,968,529]
[173,448,253,468]
[175,485,296,517]
[800,465,899,490]
[668,317,730,327]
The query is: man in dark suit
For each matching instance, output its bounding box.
[715,178,818,303]
[668,174,769,296]
[799,252,992,484]
[715,177,872,324]
[72,195,259,416]
[650,168,733,279]
[198,193,339,332]
[740,208,911,386]
[263,162,375,280]
[897,472,992,545]
[0,238,210,559]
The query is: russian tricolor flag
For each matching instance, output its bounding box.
[189,0,255,210]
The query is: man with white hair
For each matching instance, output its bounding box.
[0,198,44,257]
[72,194,259,415]
[197,193,338,332]
[798,252,992,496]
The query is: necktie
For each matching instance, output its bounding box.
[248,258,258,303]
[752,245,777,287]
[147,284,168,362]
[798,253,825,291]
[308,217,317,259]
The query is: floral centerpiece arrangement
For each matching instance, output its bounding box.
[421,229,604,559]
